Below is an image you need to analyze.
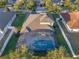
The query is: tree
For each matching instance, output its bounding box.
[13,0,25,11]
[13,3,20,11]
[20,45,28,58]
[9,50,16,59]
[47,47,73,59]
[64,0,71,9]
[0,1,6,8]
[8,45,28,59]
[43,0,53,12]
[31,46,73,59]
[70,4,77,12]
[75,0,79,5]
[43,0,61,13]
[24,0,35,10]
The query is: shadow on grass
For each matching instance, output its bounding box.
[2,34,19,56]
[51,13,72,54]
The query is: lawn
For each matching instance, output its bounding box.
[1,13,26,58]
[52,13,71,53]
[12,13,26,31]
[2,34,18,59]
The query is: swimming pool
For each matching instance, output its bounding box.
[32,40,56,51]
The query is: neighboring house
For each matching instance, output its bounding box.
[35,0,47,13]
[60,11,79,32]
[0,12,16,56]
[0,12,16,40]
[36,6,47,13]
[0,8,5,12]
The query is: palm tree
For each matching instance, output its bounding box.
[47,46,73,59]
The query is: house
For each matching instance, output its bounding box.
[0,12,16,56]
[17,13,56,51]
[21,13,54,33]
[60,11,79,32]
[0,12,16,40]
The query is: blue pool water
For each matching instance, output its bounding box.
[32,40,55,51]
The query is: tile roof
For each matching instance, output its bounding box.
[61,13,70,22]
[61,11,79,29]
[68,12,79,29]
[52,0,61,3]
[0,12,15,30]
[23,14,54,31]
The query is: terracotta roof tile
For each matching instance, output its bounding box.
[61,11,79,29]
[68,12,79,29]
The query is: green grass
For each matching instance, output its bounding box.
[0,34,18,59]
[3,34,18,55]
[52,13,71,53]
[12,13,26,31]
[1,13,26,58]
